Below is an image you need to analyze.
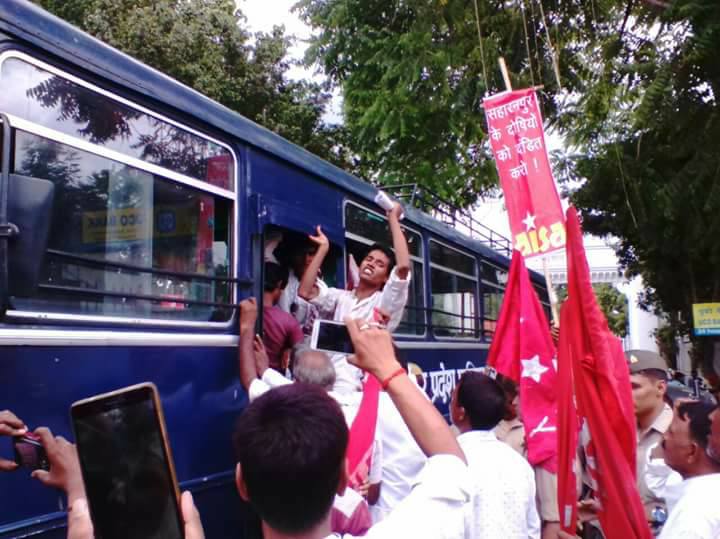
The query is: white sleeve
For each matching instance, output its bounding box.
[363,455,470,539]
[261,369,293,388]
[527,468,541,539]
[368,438,383,484]
[248,379,270,402]
[377,267,411,332]
[309,279,343,317]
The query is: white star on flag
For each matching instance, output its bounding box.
[521,212,537,231]
[521,354,549,383]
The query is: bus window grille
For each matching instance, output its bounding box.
[380,184,512,257]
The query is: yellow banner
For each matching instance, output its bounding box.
[692,303,720,336]
[82,206,197,244]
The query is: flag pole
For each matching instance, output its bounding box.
[542,256,561,326]
[498,57,560,327]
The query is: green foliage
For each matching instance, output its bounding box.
[33,0,348,168]
[297,0,720,373]
[555,283,628,338]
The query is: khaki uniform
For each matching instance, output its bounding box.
[637,404,673,517]
[494,418,526,456]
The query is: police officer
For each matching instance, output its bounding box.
[626,349,673,533]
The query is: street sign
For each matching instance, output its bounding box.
[692,303,720,336]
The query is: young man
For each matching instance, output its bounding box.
[626,349,674,524]
[298,203,411,393]
[238,297,381,535]
[231,319,469,539]
[263,262,304,373]
[277,240,325,338]
[450,372,541,539]
[657,401,720,538]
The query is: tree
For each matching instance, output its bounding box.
[33,0,350,168]
[555,283,628,339]
[299,0,720,376]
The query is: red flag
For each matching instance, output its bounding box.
[346,375,380,489]
[487,250,558,471]
[483,89,565,258]
[557,207,651,538]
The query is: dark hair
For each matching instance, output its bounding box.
[264,262,289,292]
[457,372,506,430]
[494,372,519,421]
[232,384,348,534]
[677,401,715,449]
[365,243,396,275]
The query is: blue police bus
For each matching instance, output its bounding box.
[0,1,551,536]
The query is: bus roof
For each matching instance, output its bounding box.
[0,0,545,278]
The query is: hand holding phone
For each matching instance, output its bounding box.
[13,432,50,471]
[310,320,354,355]
[72,383,184,539]
[1,409,28,472]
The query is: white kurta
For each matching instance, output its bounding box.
[458,430,541,539]
[325,454,471,539]
[310,268,411,394]
[658,473,720,539]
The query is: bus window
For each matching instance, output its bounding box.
[0,55,233,190]
[481,261,508,339]
[429,241,478,338]
[344,202,425,335]
[0,54,236,324]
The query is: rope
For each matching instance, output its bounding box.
[472,0,491,94]
[535,0,563,90]
[519,0,535,88]
[528,0,544,87]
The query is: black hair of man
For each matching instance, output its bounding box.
[232,383,348,534]
[457,371,506,430]
[494,372,519,421]
[264,262,289,292]
[677,401,716,449]
[366,243,396,275]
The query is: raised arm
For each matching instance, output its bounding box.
[387,204,410,280]
[298,226,329,301]
[238,298,259,390]
[345,318,465,463]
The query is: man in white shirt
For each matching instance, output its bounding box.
[370,388,427,522]
[237,298,382,523]
[230,319,470,539]
[450,371,541,539]
[658,401,720,538]
[299,203,411,394]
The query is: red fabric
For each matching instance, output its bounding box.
[331,489,372,536]
[486,250,558,472]
[557,207,651,538]
[483,89,565,258]
[346,375,380,489]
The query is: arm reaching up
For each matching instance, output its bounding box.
[238,298,259,390]
[345,318,465,463]
[387,203,410,280]
[298,226,329,301]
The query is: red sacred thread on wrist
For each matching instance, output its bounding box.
[381,368,406,390]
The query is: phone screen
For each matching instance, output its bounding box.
[314,321,354,354]
[72,385,183,539]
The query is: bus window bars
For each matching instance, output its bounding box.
[380,183,512,257]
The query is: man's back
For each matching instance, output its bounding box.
[458,430,540,539]
[371,388,427,522]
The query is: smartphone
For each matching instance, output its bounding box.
[311,319,354,355]
[13,432,50,471]
[71,383,184,539]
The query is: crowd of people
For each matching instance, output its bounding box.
[2,202,720,538]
